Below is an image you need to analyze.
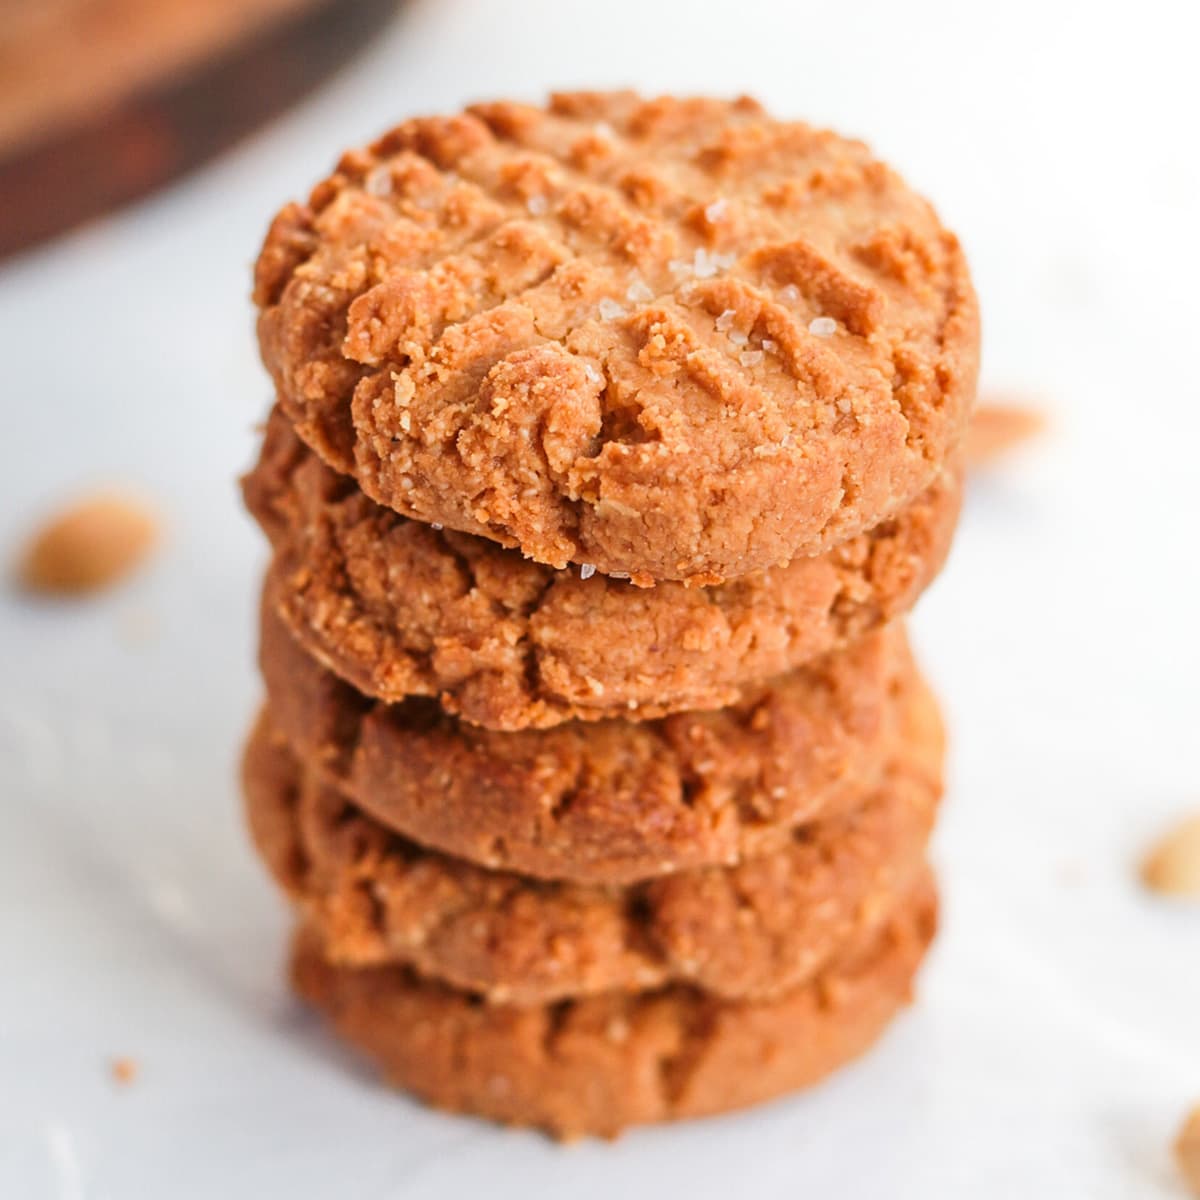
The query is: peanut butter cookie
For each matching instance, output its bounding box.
[258,600,933,884]
[245,713,939,1003]
[244,406,962,729]
[290,875,937,1138]
[255,92,978,582]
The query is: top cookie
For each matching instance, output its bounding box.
[255,91,979,583]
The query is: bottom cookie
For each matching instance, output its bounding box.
[290,875,937,1139]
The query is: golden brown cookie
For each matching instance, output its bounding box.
[290,874,937,1138]
[244,407,962,730]
[245,713,939,1003]
[258,596,930,884]
[254,91,979,583]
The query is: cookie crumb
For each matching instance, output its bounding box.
[110,1057,138,1085]
[17,493,159,596]
[1140,812,1200,898]
[965,400,1046,465]
[1177,1106,1200,1197]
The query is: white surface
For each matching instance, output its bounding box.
[1,0,1198,1195]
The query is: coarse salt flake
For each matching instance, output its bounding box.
[526,194,548,215]
[579,563,596,580]
[626,277,654,303]
[762,338,778,352]
[705,197,728,222]
[837,398,853,413]
[727,328,749,347]
[692,248,735,279]
[598,299,627,320]
[780,284,801,304]
[365,167,392,196]
[714,309,737,332]
[431,523,443,531]
[739,350,764,367]
[809,316,838,337]
[583,363,602,384]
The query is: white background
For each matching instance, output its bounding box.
[1,0,1198,1195]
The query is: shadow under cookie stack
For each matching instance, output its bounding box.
[240,93,979,1138]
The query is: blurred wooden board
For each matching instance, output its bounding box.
[0,0,399,258]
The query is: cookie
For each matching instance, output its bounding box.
[245,712,939,1002]
[244,407,962,730]
[290,874,937,1138]
[254,91,979,583]
[258,595,930,883]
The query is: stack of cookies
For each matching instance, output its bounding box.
[240,92,979,1138]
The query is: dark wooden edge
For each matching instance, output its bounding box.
[0,0,400,260]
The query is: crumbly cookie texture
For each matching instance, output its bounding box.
[255,91,979,583]
[245,713,939,1003]
[258,596,932,884]
[244,407,962,729]
[291,875,937,1139]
